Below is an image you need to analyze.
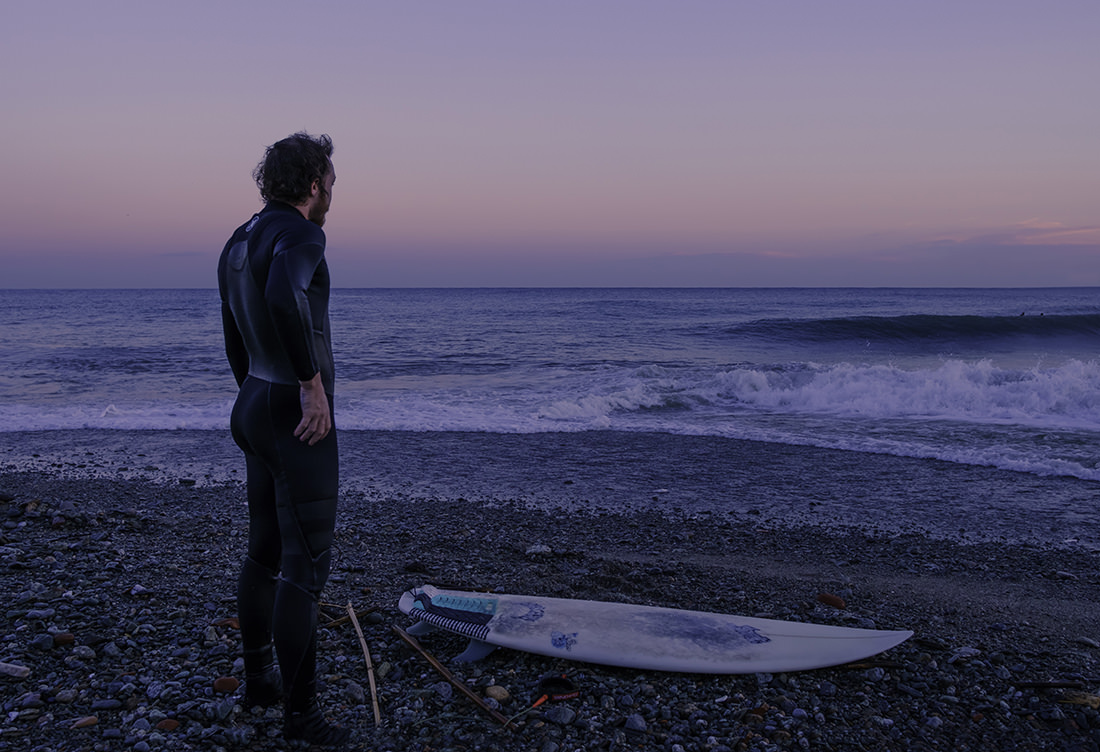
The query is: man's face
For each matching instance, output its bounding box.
[307,164,336,227]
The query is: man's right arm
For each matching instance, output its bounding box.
[264,229,326,385]
[294,371,331,445]
[264,226,331,444]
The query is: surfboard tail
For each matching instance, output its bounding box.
[399,587,495,641]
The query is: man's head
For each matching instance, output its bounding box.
[253,132,335,225]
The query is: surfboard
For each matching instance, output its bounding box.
[398,585,912,674]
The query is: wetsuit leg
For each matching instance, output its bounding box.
[230,376,338,713]
[237,453,280,679]
[270,418,338,713]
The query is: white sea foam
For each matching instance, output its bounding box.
[0,401,233,431]
[4,288,1100,481]
[4,358,1098,435]
[703,358,1100,429]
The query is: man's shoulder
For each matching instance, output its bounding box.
[265,208,325,250]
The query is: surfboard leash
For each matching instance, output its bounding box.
[534,674,580,704]
[504,674,581,726]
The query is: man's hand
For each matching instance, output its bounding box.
[294,372,331,445]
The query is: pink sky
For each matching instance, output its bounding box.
[2,0,1098,287]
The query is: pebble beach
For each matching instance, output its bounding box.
[3,429,1100,751]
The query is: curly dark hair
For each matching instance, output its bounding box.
[252,132,334,205]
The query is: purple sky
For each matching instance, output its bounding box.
[2,0,1098,287]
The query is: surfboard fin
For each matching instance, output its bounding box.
[454,639,497,663]
[406,621,438,637]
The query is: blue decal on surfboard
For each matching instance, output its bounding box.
[432,593,498,616]
[634,611,770,648]
[512,602,545,622]
[551,631,578,651]
[728,624,769,645]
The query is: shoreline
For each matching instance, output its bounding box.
[3,466,1100,750]
[3,428,1100,550]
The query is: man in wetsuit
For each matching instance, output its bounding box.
[217,132,348,748]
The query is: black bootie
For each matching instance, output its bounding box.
[243,660,283,708]
[285,703,351,748]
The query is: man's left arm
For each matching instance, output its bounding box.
[217,253,249,387]
[220,302,249,387]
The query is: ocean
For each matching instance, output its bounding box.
[2,287,1099,547]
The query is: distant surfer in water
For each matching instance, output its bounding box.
[217,132,348,748]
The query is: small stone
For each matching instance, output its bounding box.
[0,661,30,678]
[949,647,981,664]
[212,676,240,694]
[91,699,122,711]
[625,713,647,732]
[432,681,453,701]
[52,632,76,646]
[544,705,576,726]
[525,544,553,557]
[344,681,365,704]
[72,645,96,661]
[31,634,55,651]
[485,685,510,702]
[215,697,235,720]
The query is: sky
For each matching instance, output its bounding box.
[2,0,1098,288]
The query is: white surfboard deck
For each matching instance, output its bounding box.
[398,585,912,674]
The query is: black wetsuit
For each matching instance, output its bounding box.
[217,201,337,714]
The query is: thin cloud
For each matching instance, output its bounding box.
[927,221,1100,247]
[1009,224,1100,245]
